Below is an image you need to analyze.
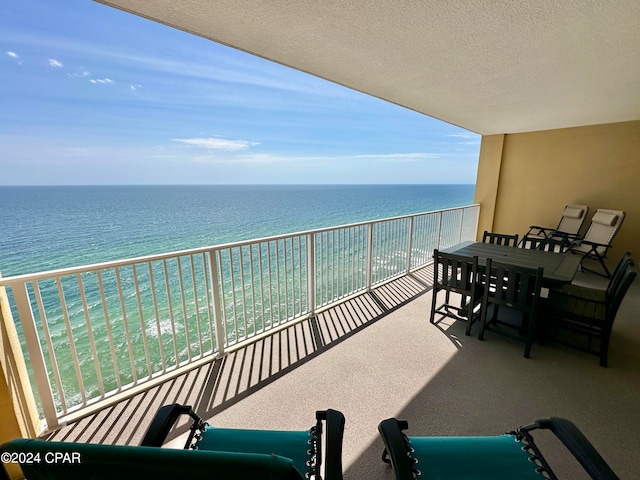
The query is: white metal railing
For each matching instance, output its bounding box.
[0,204,479,432]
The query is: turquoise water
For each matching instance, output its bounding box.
[0,184,475,413]
[0,185,474,277]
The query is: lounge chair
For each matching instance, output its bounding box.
[1,405,345,480]
[378,416,619,480]
[525,204,589,242]
[567,209,626,277]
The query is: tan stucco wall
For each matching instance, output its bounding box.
[0,363,25,479]
[1,280,41,479]
[475,119,640,262]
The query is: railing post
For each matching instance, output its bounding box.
[0,277,42,438]
[458,207,466,243]
[11,283,59,431]
[208,249,225,356]
[306,233,316,317]
[366,222,374,290]
[435,211,443,250]
[406,216,414,273]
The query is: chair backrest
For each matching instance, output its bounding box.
[555,204,589,235]
[521,235,567,252]
[433,249,479,295]
[605,252,634,299]
[484,259,544,315]
[583,209,626,252]
[607,264,637,323]
[482,231,519,246]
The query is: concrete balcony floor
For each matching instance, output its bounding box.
[47,261,640,479]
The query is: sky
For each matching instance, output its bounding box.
[0,0,481,185]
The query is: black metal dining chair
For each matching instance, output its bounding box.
[478,259,544,358]
[430,250,483,335]
[482,230,519,246]
[520,234,568,253]
[542,258,636,367]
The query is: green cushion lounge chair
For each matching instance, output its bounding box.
[1,404,345,480]
[141,403,344,480]
[378,417,619,480]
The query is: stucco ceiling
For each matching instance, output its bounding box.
[97,0,640,135]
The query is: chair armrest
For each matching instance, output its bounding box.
[140,403,205,448]
[570,238,610,249]
[317,409,345,480]
[521,417,619,480]
[378,419,414,480]
[549,230,580,242]
[526,225,553,237]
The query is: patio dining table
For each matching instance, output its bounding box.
[442,241,582,286]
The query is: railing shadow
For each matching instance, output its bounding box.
[46,266,434,446]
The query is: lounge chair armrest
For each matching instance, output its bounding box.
[578,239,611,249]
[549,230,580,242]
[378,419,414,480]
[521,417,619,480]
[141,403,204,447]
[526,225,554,237]
[317,409,345,480]
[569,239,612,256]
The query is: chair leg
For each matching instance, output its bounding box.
[478,303,488,341]
[429,287,438,324]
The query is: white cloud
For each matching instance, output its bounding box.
[48,59,63,68]
[173,137,260,151]
[7,51,19,58]
[130,84,142,91]
[67,70,90,78]
[89,78,114,84]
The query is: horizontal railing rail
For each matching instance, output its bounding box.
[0,204,479,432]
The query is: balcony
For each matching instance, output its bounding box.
[2,203,639,479]
[0,205,478,432]
[39,262,640,479]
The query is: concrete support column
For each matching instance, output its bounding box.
[474,134,505,239]
[0,274,42,478]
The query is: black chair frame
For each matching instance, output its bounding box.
[521,234,568,253]
[542,263,636,367]
[482,231,519,246]
[430,250,482,335]
[478,259,544,358]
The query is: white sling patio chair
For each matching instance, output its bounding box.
[568,209,626,277]
[524,204,589,242]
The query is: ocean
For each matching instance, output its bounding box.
[0,184,475,414]
[0,184,475,277]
